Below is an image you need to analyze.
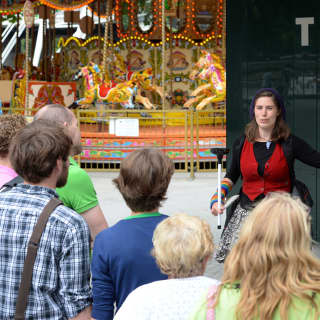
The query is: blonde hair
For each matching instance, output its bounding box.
[152,214,214,278]
[215,192,320,320]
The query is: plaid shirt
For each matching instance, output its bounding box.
[0,184,92,319]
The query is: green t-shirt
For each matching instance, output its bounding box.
[56,157,99,214]
[192,284,320,320]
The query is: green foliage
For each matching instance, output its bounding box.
[3,14,18,24]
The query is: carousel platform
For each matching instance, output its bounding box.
[79,123,226,163]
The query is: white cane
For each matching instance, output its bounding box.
[211,148,229,229]
[217,160,222,229]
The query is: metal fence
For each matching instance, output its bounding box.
[1,106,226,178]
[75,107,227,178]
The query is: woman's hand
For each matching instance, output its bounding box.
[211,202,225,216]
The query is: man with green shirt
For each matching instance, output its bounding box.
[34,104,108,241]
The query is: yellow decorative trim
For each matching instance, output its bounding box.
[63,37,82,48]
[57,35,217,49]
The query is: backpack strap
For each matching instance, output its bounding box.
[14,197,62,320]
[0,176,24,192]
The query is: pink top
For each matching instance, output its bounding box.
[0,165,18,188]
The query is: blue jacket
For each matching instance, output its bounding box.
[91,213,168,319]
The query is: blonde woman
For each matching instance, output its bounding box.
[195,192,320,319]
[114,214,220,320]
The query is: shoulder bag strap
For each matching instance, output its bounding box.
[14,197,62,320]
[0,175,24,193]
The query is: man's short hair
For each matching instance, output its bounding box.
[0,114,26,157]
[113,149,174,212]
[34,104,74,125]
[152,214,214,278]
[9,119,72,183]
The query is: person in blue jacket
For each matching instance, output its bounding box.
[91,148,174,319]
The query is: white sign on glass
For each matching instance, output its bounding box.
[109,118,139,137]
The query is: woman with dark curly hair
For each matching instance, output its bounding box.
[0,114,26,188]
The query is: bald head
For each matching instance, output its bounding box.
[34,104,74,125]
[35,104,82,156]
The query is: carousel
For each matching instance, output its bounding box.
[0,0,226,168]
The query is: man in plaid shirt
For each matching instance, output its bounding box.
[0,119,92,319]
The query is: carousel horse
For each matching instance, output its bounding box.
[70,62,163,110]
[70,62,139,109]
[128,67,164,110]
[109,53,127,82]
[184,50,226,110]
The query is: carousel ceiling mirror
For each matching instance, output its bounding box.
[120,0,129,33]
[195,0,216,33]
[165,0,186,33]
[137,0,153,32]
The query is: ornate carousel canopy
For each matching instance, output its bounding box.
[115,0,224,41]
[0,0,97,15]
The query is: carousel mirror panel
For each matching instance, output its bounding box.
[165,0,185,33]
[121,0,129,33]
[195,0,216,33]
[137,0,153,32]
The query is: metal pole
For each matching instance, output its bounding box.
[161,0,166,110]
[217,162,222,228]
[98,0,101,49]
[0,15,2,69]
[211,147,229,229]
[102,0,110,81]
[15,13,19,70]
[25,27,29,114]
[190,110,194,179]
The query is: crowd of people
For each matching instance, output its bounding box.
[0,88,319,319]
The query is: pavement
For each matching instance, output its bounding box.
[89,171,320,281]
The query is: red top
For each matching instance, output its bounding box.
[241,139,291,200]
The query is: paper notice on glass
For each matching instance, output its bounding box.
[109,118,116,134]
[115,118,139,137]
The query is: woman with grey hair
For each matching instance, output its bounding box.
[114,213,220,320]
